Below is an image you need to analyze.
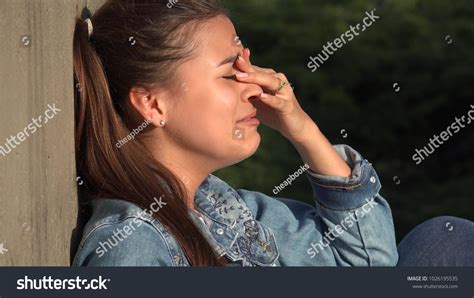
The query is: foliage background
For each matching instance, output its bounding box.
[215,0,474,241]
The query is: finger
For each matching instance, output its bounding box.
[252,65,276,74]
[235,56,275,74]
[235,71,282,93]
[236,54,254,73]
[257,92,286,110]
[236,48,276,75]
[243,48,251,64]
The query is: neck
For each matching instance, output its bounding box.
[146,141,215,211]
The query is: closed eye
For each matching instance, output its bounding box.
[222,74,237,81]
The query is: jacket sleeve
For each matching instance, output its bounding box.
[237,144,398,266]
[72,217,176,267]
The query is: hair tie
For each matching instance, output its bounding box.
[80,7,93,40]
[84,18,93,39]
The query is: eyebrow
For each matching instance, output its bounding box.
[217,54,239,67]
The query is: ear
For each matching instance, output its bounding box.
[128,87,168,126]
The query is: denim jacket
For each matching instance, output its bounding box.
[73,145,398,267]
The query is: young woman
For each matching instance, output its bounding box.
[72,0,473,267]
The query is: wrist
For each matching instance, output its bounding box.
[287,119,321,146]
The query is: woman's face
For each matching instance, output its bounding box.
[165,15,263,170]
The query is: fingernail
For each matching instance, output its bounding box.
[260,92,268,98]
[236,72,248,78]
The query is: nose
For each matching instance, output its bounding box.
[240,82,263,103]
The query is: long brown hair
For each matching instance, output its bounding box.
[73,0,229,266]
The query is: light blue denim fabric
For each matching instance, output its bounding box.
[72,144,398,267]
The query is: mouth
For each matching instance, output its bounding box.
[237,110,260,126]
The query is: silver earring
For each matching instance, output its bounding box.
[159,120,166,127]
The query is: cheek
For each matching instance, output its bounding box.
[202,85,239,136]
[170,83,260,164]
[201,80,239,118]
[174,83,239,139]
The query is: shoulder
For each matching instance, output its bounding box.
[73,199,184,266]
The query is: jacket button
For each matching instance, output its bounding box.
[370,176,376,183]
[216,228,224,235]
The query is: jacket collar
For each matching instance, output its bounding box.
[192,174,279,266]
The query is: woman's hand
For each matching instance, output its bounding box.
[234,48,314,144]
[235,48,351,177]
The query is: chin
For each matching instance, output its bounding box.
[236,131,261,162]
[222,131,261,167]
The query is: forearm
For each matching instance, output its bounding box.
[290,120,351,177]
